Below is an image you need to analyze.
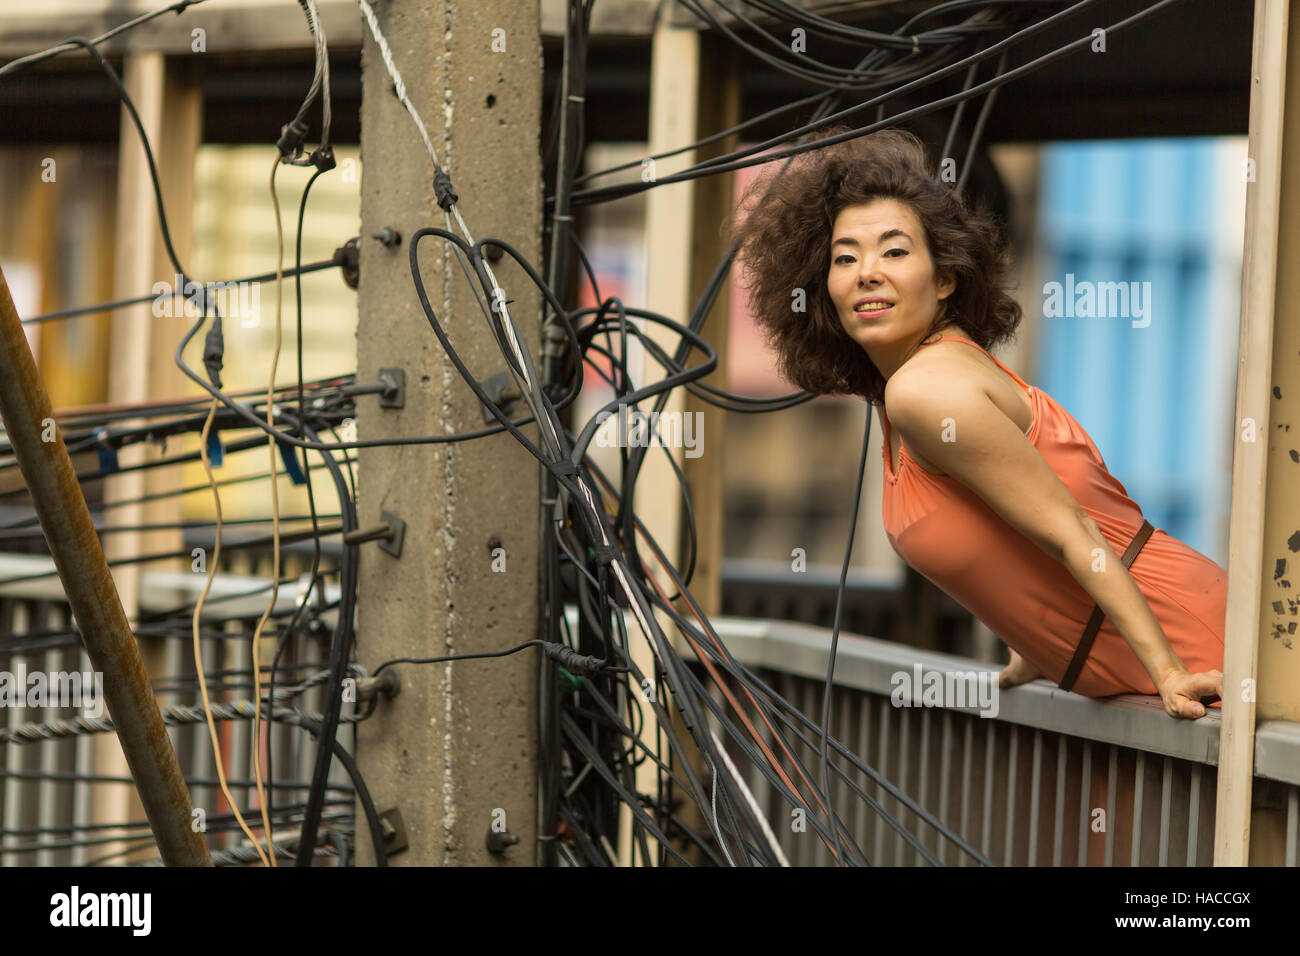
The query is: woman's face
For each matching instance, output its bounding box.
[827,198,956,355]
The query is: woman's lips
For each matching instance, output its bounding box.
[854,303,893,318]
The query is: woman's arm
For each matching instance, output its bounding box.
[1060,513,1220,716]
[887,369,1223,718]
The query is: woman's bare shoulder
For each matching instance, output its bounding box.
[889,342,987,394]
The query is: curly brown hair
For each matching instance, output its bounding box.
[727,126,1022,406]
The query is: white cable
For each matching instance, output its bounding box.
[355,0,441,171]
[710,726,789,867]
[301,0,332,140]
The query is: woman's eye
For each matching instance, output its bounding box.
[884,247,908,258]
[834,254,853,265]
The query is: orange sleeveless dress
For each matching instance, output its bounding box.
[879,336,1226,702]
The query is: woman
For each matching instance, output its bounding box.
[729,127,1224,720]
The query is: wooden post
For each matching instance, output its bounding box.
[95,51,203,863]
[619,4,703,867]
[1216,0,1294,866]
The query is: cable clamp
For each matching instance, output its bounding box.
[93,428,119,475]
[911,34,919,55]
[591,543,622,567]
[276,436,308,485]
[549,459,580,479]
[309,144,336,172]
[205,430,224,469]
[433,168,459,211]
[276,117,310,161]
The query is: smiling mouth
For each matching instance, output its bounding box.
[854,300,894,315]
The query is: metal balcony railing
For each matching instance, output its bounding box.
[699,617,1300,866]
[0,546,349,866]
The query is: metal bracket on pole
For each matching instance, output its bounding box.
[378,807,410,856]
[479,368,521,424]
[377,367,405,408]
[342,511,406,558]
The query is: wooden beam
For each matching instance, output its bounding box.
[620,5,702,866]
[98,51,203,863]
[680,31,739,622]
[1216,0,1289,867]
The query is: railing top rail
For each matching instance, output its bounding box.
[683,614,1299,788]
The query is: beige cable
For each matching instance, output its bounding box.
[193,397,272,866]
[242,152,291,864]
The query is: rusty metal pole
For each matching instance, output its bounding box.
[0,265,212,866]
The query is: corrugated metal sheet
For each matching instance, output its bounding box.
[1035,138,1243,563]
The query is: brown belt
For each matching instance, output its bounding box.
[1058,518,1155,693]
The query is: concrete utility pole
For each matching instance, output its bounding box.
[353,0,542,865]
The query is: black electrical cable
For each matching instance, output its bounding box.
[819,409,871,867]
[554,0,1183,209]
[0,0,209,77]
[270,162,330,842]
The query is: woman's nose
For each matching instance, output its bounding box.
[858,256,883,284]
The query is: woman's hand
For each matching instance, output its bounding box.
[998,648,1040,689]
[1156,667,1223,719]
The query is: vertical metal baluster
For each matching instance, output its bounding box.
[1078,739,1092,866]
[1003,724,1019,865]
[917,706,930,866]
[837,690,854,864]
[0,602,10,868]
[56,606,80,866]
[959,718,973,867]
[1131,751,1146,866]
[875,695,889,865]
[72,645,94,867]
[938,709,952,867]
[982,719,995,862]
[161,633,185,789]
[895,704,911,866]
[1105,746,1118,866]
[37,615,60,867]
[1053,735,1067,867]
[1028,728,1043,866]
[228,624,251,830]
[197,622,219,848]
[1186,762,1202,867]
[855,696,871,863]
[1286,787,1298,867]
[3,607,29,866]
[1158,756,1172,867]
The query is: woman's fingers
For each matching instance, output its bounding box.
[998,651,1040,689]
[1162,669,1224,719]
